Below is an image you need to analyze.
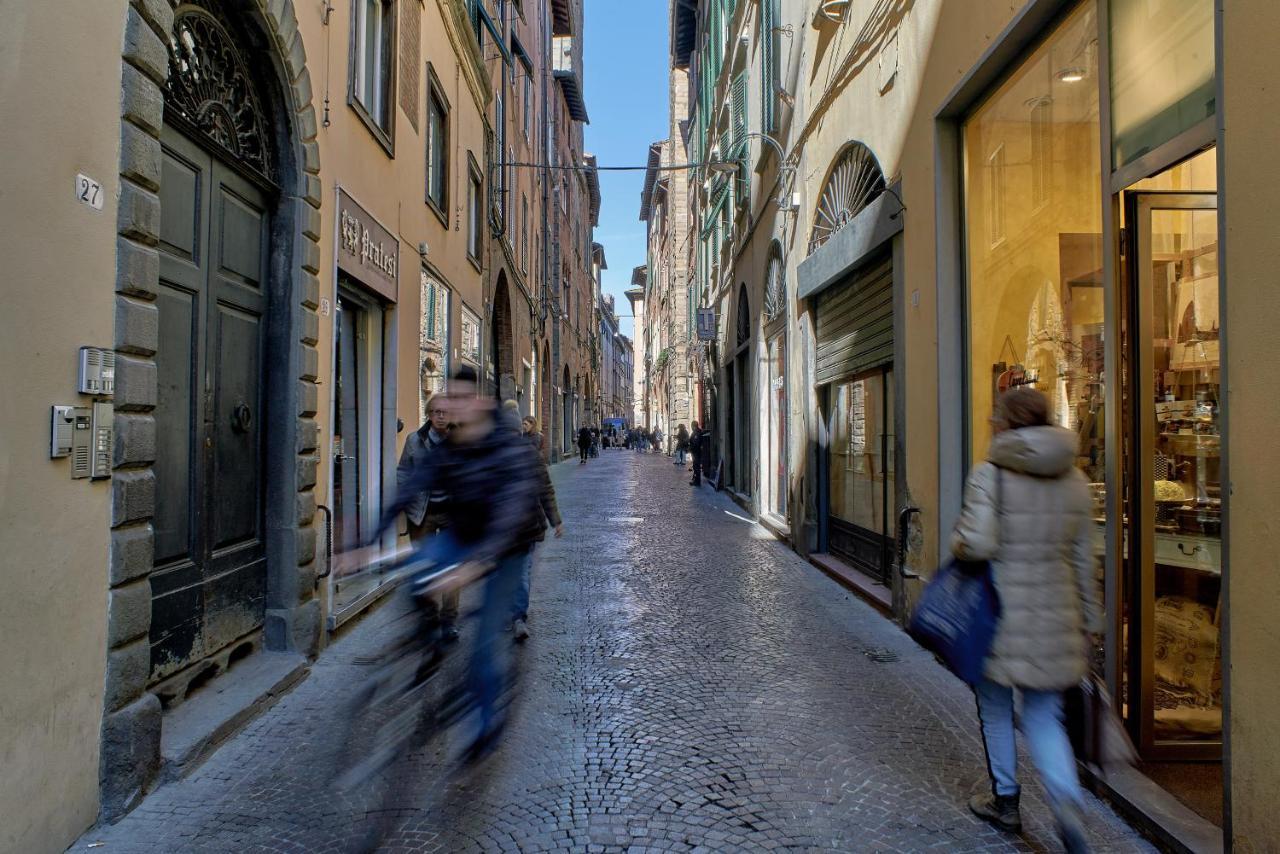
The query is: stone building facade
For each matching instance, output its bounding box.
[0,0,599,849]
[670,0,1280,848]
[633,60,696,445]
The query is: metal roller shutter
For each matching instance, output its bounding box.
[814,254,893,385]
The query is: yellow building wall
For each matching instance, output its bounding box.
[1221,0,1280,848]
[297,0,488,587]
[894,2,1059,577]
[782,0,1030,574]
[0,1,127,850]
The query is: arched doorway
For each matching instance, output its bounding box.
[491,273,515,401]
[807,142,896,584]
[729,284,753,493]
[150,2,287,684]
[101,0,322,815]
[562,364,573,455]
[763,244,788,519]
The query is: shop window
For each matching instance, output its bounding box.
[350,0,395,149]
[963,2,1103,473]
[426,77,449,216]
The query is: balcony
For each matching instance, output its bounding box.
[553,36,589,123]
[550,0,572,36]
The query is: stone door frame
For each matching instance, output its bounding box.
[102,0,323,819]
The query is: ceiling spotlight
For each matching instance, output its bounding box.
[1056,66,1087,83]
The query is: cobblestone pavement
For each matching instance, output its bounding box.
[80,451,1153,853]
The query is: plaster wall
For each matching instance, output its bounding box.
[298,0,489,579]
[0,1,125,848]
[707,0,1084,579]
[1220,0,1280,847]
[894,0,1034,577]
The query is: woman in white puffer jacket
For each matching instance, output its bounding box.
[951,387,1103,853]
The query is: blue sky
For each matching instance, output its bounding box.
[584,0,670,339]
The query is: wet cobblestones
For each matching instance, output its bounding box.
[79,451,1153,853]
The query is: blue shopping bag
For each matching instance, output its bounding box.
[908,559,1001,685]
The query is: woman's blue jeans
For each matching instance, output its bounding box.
[975,678,1085,810]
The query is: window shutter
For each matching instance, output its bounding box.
[731,73,748,205]
[761,0,778,134]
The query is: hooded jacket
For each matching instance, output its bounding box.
[950,425,1103,690]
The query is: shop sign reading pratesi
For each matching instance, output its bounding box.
[338,189,398,302]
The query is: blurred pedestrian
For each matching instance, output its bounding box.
[513,422,564,642]
[521,415,544,453]
[951,387,1102,853]
[675,424,689,466]
[396,392,459,641]
[653,427,664,455]
[577,425,592,464]
[688,422,705,486]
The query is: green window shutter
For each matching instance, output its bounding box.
[731,73,749,205]
[761,0,778,134]
[711,2,722,74]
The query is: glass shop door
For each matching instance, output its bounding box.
[1126,192,1223,762]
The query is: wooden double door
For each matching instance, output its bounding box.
[150,127,272,682]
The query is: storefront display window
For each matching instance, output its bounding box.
[1110,0,1216,169]
[828,368,895,582]
[963,3,1104,480]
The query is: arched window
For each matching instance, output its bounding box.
[763,243,786,322]
[736,283,751,349]
[807,142,885,255]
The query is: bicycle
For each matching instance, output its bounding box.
[331,556,524,849]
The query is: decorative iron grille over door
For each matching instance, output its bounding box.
[165,1,276,186]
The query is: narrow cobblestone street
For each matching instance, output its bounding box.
[81,451,1151,853]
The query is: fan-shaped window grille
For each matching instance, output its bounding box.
[807,143,885,255]
[736,285,751,348]
[764,248,786,322]
[165,1,275,184]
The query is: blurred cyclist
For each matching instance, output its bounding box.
[346,365,543,758]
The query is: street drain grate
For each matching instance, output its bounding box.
[863,647,901,663]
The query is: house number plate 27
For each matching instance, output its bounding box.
[75,173,104,211]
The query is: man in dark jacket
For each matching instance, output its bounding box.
[366,365,543,754]
[577,425,592,464]
[396,393,459,639]
[688,422,705,486]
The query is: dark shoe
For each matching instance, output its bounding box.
[969,791,1022,834]
[689,479,700,486]
[441,625,460,644]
